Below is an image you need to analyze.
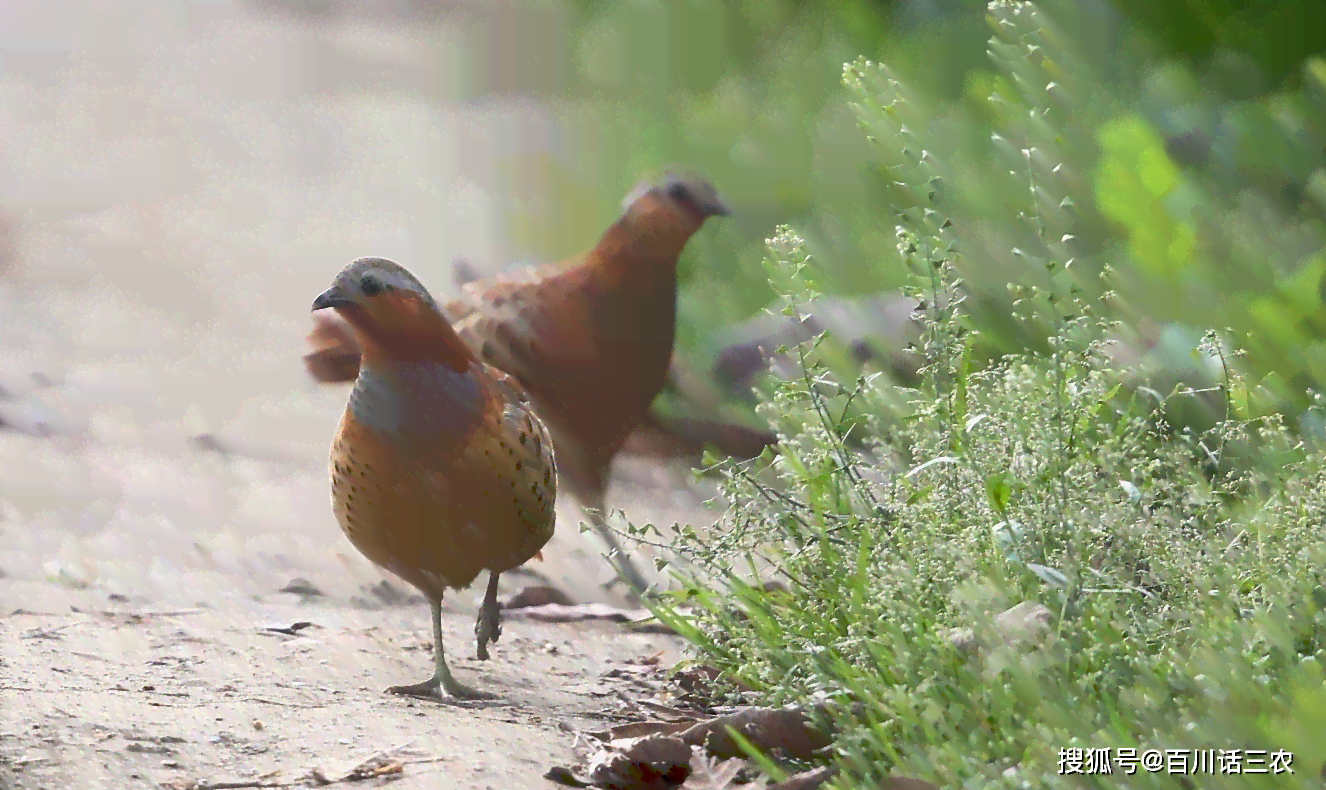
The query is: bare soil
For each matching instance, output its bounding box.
[2,584,684,790]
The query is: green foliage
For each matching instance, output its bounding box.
[642,2,1326,786]
[488,0,1326,439]
[1107,0,1326,91]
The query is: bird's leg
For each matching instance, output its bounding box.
[582,497,649,602]
[474,571,502,661]
[387,595,497,701]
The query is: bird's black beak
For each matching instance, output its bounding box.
[709,196,733,217]
[312,287,356,312]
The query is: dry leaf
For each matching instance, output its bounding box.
[767,766,837,790]
[557,703,864,788]
[545,764,593,787]
[502,584,574,609]
[504,602,651,624]
[635,700,710,721]
[589,720,700,742]
[680,704,839,761]
[626,650,666,666]
[673,663,755,697]
[587,734,692,790]
[683,750,748,789]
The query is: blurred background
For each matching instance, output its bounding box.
[1,0,1324,605]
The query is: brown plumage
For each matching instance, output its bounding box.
[304,173,743,594]
[314,256,556,700]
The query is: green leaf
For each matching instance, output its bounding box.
[985,471,1013,513]
[1074,382,1123,439]
[951,334,973,453]
[905,456,962,478]
[1028,563,1069,589]
[905,484,936,506]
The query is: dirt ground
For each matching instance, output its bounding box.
[0,2,718,787]
[1,585,685,790]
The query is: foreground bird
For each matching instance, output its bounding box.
[313,256,556,700]
[304,173,735,594]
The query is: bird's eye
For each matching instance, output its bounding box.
[666,181,692,205]
[360,274,386,296]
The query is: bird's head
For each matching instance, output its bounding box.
[617,172,732,264]
[623,171,732,225]
[312,257,471,367]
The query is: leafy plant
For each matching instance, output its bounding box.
[643,2,1326,787]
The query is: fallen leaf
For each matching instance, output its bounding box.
[503,584,574,609]
[504,603,651,624]
[635,700,707,721]
[545,764,593,787]
[678,704,841,761]
[767,766,837,790]
[259,621,317,636]
[279,578,326,597]
[562,703,855,787]
[683,750,748,789]
[588,734,692,790]
[588,720,700,742]
[672,664,755,697]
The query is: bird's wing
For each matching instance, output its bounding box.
[444,219,642,386]
[444,363,557,569]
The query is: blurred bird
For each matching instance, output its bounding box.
[313,256,556,700]
[304,173,749,595]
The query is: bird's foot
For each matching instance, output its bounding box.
[474,571,503,661]
[474,605,502,661]
[386,677,498,703]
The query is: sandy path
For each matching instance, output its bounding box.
[2,589,682,789]
[0,2,714,786]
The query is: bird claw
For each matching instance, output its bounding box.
[386,681,499,704]
[474,609,503,661]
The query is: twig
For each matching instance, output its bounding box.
[582,707,637,722]
[238,697,325,709]
[326,738,417,780]
[635,699,709,720]
[188,747,439,790]
[20,623,77,639]
[94,609,208,619]
[613,690,646,716]
[68,650,124,664]
[194,778,293,790]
